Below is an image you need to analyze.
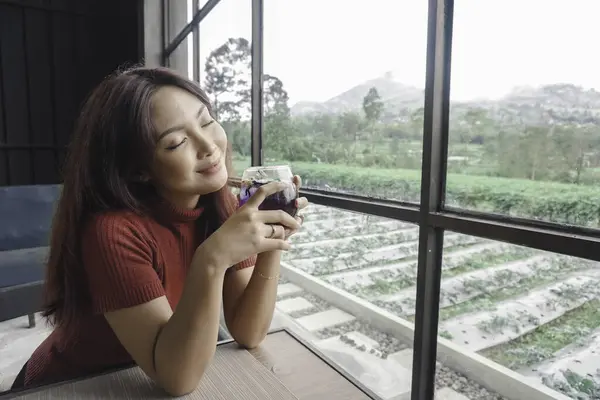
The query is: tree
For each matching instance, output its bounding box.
[203,38,251,121]
[496,124,554,181]
[222,120,251,157]
[338,112,363,142]
[362,87,384,152]
[264,74,290,118]
[409,107,425,138]
[204,38,291,124]
[553,124,595,184]
[462,107,493,144]
[362,87,384,125]
[310,114,335,136]
[263,75,292,159]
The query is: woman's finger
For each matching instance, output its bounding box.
[259,210,301,229]
[262,238,291,252]
[263,224,276,239]
[295,197,309,210]
[284,216,304,237]
[293,175,302,190]
[244,181,288,209]
[274,224,286,239]
[284,228,297,239]
[263,223,286,239]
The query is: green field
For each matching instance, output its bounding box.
[233,157,600,227]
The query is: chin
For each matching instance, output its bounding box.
[196,167,228,195]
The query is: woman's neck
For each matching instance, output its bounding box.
[158,191,201,210]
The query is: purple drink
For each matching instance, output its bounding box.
[239,166,298,217]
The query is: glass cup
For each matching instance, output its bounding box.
[239,165,298,217]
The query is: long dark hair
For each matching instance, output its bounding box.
[42,66,238,329]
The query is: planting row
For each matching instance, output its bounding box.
[275,281,505,400]
[286,204,600,398]
[284,232,483,276]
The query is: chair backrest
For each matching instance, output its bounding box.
[0,185,62,251]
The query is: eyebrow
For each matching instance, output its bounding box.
[156,105,206,142]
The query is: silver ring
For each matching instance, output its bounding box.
[269,224,275,238]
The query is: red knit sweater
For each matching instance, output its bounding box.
[22,200,255,388]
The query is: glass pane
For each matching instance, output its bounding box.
[274,204,420,398]
[433,231,600,399]
[185,0,206,81]
[447,0,600,228]
[263,0,428,202]
[164,0,190,79]
[186,0,193,80]
[193,0,214,83]
[198,0,252,175]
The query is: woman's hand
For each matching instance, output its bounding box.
[198,181,301,269]
[284,175,308,239]
[265,175,308,241]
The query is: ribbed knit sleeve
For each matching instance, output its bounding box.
[234,255,257,270]
[82,213,166,314]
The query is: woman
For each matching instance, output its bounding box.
[11,66,307,396]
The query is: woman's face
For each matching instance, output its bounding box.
[148,85,228,209]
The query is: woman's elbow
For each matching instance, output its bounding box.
[239,340,261,349]
[163,385,193,398]
[234,332,266,349]
[227,321,265,349]
[156,363,209,397]
[160,377,201,397]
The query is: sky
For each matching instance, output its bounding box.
[188,0,600,104]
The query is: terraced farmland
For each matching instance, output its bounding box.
[279,204,600,400]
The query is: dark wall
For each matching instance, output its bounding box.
[0,0,143,186]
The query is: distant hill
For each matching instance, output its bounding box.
[291,74,600,126]
[291,72,424,117]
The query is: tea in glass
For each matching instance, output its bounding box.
[239,165,298,217]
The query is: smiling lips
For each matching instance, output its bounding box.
[197,157,222,174]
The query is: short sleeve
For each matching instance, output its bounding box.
[234,255,257,271]
[82,214,165,314]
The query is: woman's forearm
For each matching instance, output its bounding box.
[153,252,227,396]
[228,251,281,348]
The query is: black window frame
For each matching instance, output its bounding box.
[163,1,600,399]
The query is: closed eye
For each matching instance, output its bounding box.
[166,137,187,151]
[201,120,215,128]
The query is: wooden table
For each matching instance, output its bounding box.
[0,328,379,399]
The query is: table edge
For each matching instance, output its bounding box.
[0,332,254,399]
[274,327,383,400]
[0,327,384,400]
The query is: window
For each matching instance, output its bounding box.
[198,0,252,174]
[435,233,600,399]
[447,0,600,228]
[282,205,420,398]
[178,0,600,399]
[262,0,428,203]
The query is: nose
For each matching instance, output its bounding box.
[191,129,217,159]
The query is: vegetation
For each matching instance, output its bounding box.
[482,300,600,369]
[208,37,600,227]
[205,38,600,399]
[235,159,600,226]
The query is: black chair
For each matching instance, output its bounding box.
[0,185,61,327]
